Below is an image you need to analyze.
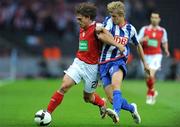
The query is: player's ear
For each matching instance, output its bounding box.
[159,17,161,22]
[85,15,91,20]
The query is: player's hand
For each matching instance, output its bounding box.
[165,50,170,57]
[96,23,104,33]
[117,43,125,52]
[144,63,151,77]
[143,36,149,41]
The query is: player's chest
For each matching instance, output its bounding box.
[79,28,96,51]
[113,30,129,46]
[79,28,95,40]
[145,29,163,39]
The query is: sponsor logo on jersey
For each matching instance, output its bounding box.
[114,35,128,45]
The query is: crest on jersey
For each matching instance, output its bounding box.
[152,32,156,38]
[114,35,128,45]
[82,32,85,37]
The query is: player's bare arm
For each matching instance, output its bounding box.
[96,27,125,52]
[136,43,151,76]
[162,42,170,57]
[139,36,149,45]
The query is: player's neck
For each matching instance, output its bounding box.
[151,24,159,29]
[84,20,94,30]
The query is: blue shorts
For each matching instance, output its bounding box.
[99,58,127,88]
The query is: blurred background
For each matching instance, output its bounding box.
[0,0,180,81]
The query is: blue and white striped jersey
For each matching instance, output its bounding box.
[99,16,139,64]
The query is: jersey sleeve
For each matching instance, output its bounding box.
[130,25,139,46]
[103,16,112,31]
[162,28,168,43]
[137,26,146,41]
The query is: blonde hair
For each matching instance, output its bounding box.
[107,1,125,16]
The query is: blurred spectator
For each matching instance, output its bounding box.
[0,0,17,28]
[174,49,180,61]
[0,0,179,80]
[167,49,180,80]
[42,46,62,77]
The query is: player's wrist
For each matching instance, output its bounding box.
[117,44,125,52]
[143,62,148,68]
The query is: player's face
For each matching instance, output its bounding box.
[150,13,161,26]
[110,11,124,25]
[76,14,90,29]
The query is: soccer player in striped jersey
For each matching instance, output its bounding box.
[138,11,170,105]
[96,1,150,124]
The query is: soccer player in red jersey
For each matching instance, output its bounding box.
[138,11,170,105]
[43,2,124,122]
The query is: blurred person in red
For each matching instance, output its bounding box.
[138,11,170,105]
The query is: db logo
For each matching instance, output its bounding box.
[114,35,128,45]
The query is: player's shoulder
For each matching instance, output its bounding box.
[95,22,103,26]
[103,16,111,22]
[95,22,104,31]
[125,23,137,32]
[79,28,83,33]
[140,25,149,31]
[103,16,112,26]
[127,23,136,29]
[158,26,167,32]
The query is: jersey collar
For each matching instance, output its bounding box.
[149,24,161,30]
[82,21,96,31]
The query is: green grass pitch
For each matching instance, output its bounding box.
[0,79,180,127]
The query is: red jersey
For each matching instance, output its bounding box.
[138,25,168,55]
[76,22,101,64]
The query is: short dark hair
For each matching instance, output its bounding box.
[149,10,160,17]
[151,10,160,15]
[75,2,97,20]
